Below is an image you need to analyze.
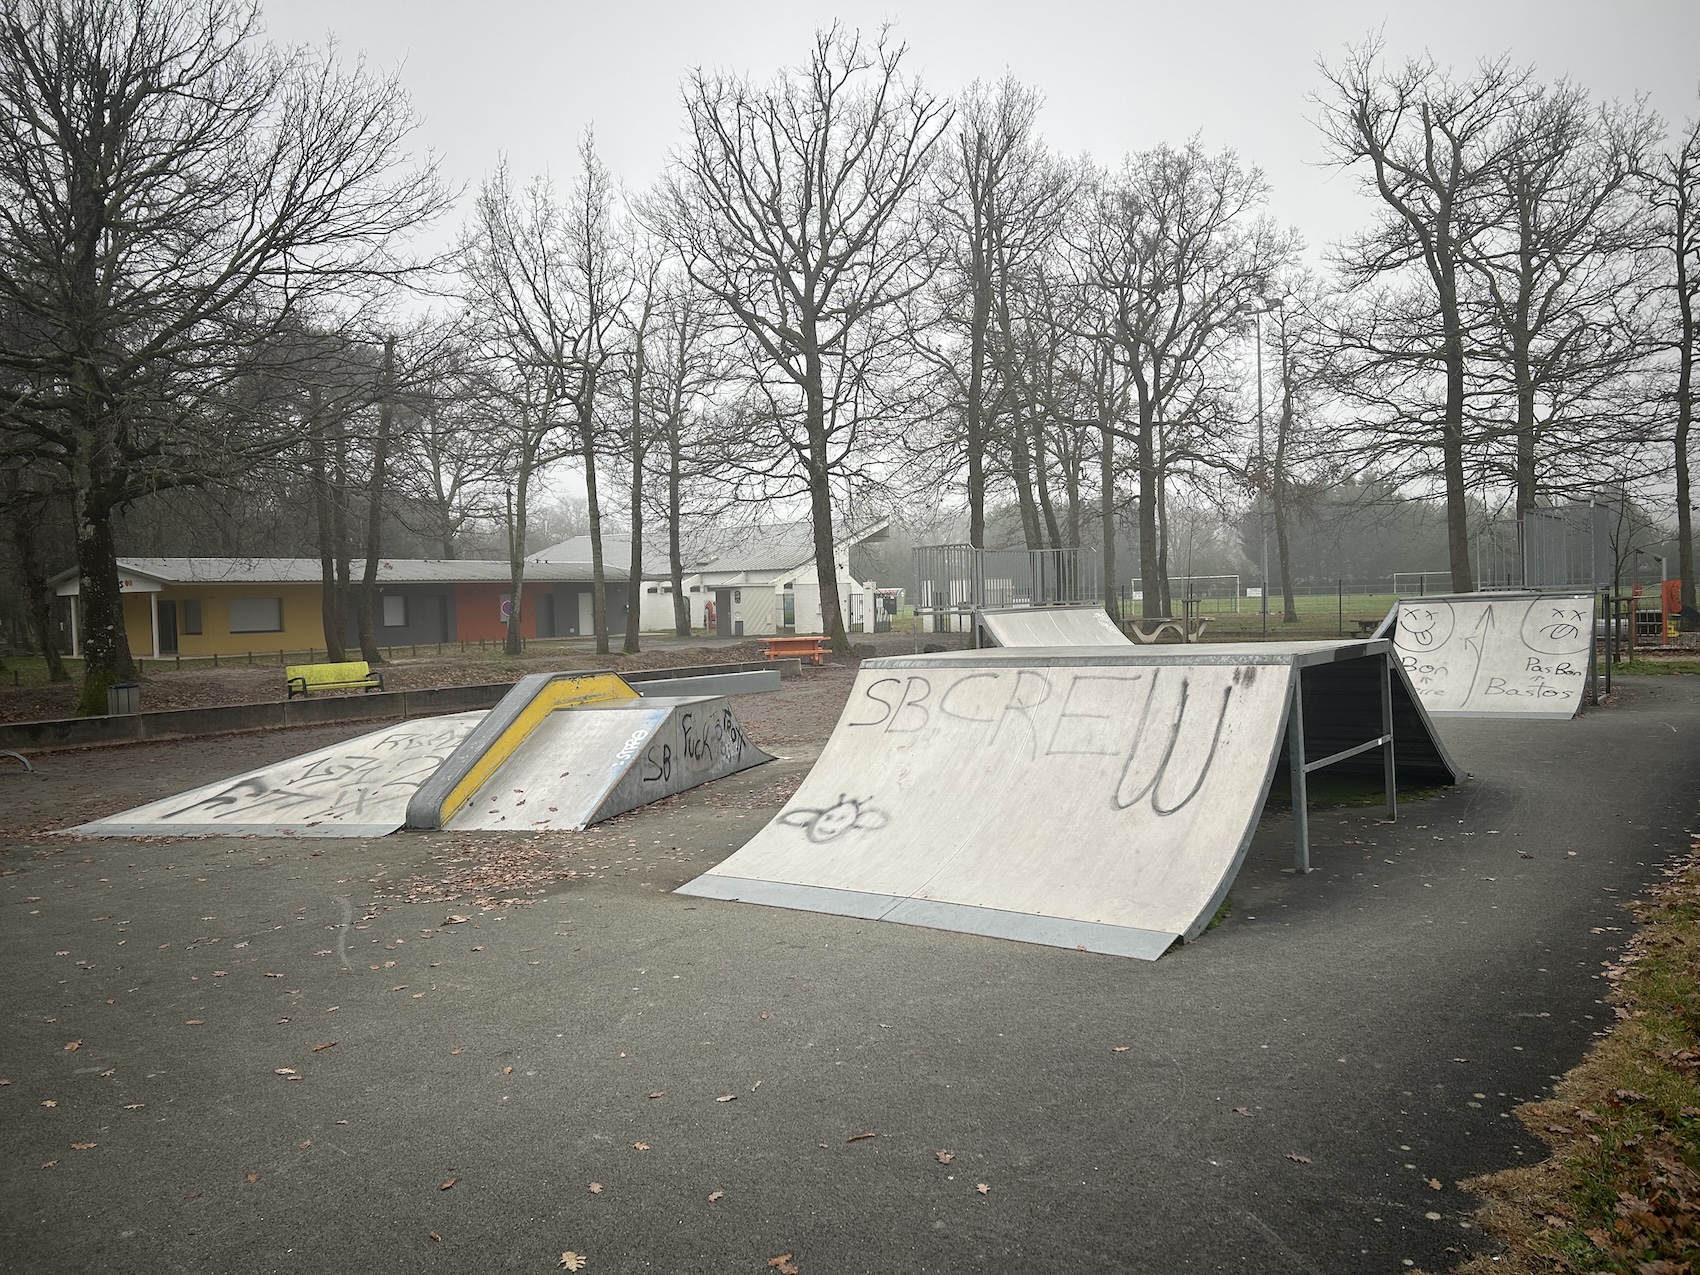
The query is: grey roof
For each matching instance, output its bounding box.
[59,557,626,587]
[536,519,890,576]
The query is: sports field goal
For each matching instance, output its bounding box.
[1127,574,1242,614]
[1391,571,1454,597]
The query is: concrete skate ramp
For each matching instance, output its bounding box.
[1388,591,1595,719]
[977,604,1131,647]
[444,696,773,832]
[678,642,1458,960]
[70,714,485,838]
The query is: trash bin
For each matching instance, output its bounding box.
[106,682,140,715]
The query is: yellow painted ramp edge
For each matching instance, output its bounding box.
[403,671,635,830]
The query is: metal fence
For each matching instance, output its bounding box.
[912,544,1099,633]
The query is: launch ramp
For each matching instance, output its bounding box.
[975,604,1131,648]
[1385,591,1595,719]
[437,696,772,831]
[678,641,1458,960]
[70,714,484,838]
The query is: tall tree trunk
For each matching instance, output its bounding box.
[306,388,347,661]
[13,508,69,681]
[1274,380,1298,623]
[966,274,990,550]
[504,474,529,657]
[1032,421,1064,550]
[667,428,690,636]
[1437,251,1476,592]
[331,400,353,654]
[1135,410,1161,621]
[72,468,133,715]
[1099,412,1118,622]
[357,337,395,665]
[802,332,848,652]
[624,339,646,655]
[1006,415,1044,550]
[1677,189,1696,624]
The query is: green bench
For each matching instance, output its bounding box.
[285,660,384,699]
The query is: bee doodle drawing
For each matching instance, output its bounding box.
[778,794,888,844]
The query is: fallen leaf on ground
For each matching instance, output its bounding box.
[976,1183,989,1194]
[1427,1178,1443,1190]
[847,1132,875,1143]
[450,1048,463,1055]
[632,1142,649,1151]
[716,1094,736,1103]
[708,1190,724,1202]
[1231,1107,1253,1117]
[502,1066,513,1075]
[63,1041,80,1052]
[70,1142,96,1150]
[123,1103,143,1110]
[298,1140,311,1149]
[1112,1046,1129,1053]
[274,1068,296,1076]
[186,1020,204,1026]
[245,1171,260,1182]
[767,1256,797,1274]
[588,1182,602,1194]
[558,1252,587,1271]
[440,1177,457,1191]
[40,1100,56,1108]
[648,1091,664,1099]
[99,1069,114,1078]
[428,1231,442,1243]
[1285,1153,1312,1164]
[935,1150,954,1164]
[443,915,468,925]
[313,1041,337,1052]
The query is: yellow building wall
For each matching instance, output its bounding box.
[128,584,332,658]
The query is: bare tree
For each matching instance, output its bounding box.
[460,143,625,656]
[0,0,445,711]
[927,76,1072,549]
[662,26,951,651]
[1466,84,1660,524]
[1636,99,1700,623]
[1081,142,1287,617]
[1316,39,1534,592]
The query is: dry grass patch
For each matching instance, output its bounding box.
[1456,845,1700,1273]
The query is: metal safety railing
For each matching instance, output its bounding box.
[912,544,1100,636]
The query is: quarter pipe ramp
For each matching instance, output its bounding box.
[1386,591,1595,719]
[975,604,1131,647]
[678,642,1458,959]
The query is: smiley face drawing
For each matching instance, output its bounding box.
[1397,601,1455,652]
[778,794,889,844]
[1519,600,1592,655]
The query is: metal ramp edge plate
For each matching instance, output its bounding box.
[66,713,485,838]
[447,696,774,832]
[678,649,1300,959]
[1388,591,1595,719]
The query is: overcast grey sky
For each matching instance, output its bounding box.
[261,0,1700,258]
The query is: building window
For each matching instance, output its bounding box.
[182,600,203,634]
[228,597,282,633]
[383,594,407,627]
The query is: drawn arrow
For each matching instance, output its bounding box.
[1461,606,1494,705]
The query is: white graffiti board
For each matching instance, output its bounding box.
[1392,592,1593,719]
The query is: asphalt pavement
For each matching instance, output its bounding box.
[1,674,1696,1274]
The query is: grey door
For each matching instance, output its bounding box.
[715,588,733,638]
[157,600,178,654]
